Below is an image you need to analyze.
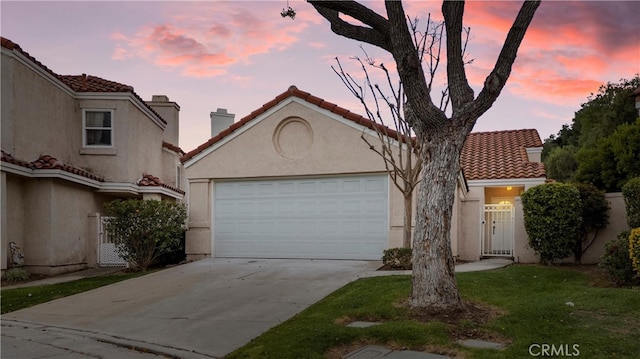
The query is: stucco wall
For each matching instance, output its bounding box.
[13,177,108,275]
[556,193,630,264]
[2,51,77,160]
[516,193,630,265]
[458,198,481,261]
[2,173,26,270]
[513,197,539,263]
[185,100,412,259]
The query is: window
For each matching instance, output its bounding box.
[83,110,113,147]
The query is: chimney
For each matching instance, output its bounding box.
[211,108,235,137]
[146,95,181,145]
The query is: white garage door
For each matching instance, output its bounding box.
[214,175,388,260]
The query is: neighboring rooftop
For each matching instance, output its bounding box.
[0,36,166,124]
[181,85,404,163]
[138,173,185,195]
[1,151,104,182]
[461,129,546,180]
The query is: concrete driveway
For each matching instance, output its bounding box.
[2,258,381,358]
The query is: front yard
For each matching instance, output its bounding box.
[227,265,640,359]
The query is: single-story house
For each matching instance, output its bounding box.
[182,85,549,262]
[1,37,185,275]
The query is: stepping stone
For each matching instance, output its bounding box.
[347,321,382,328]
[457,339,504,350]
[386,350,451,359]
[344,345,392,358]
[344,345,451,359]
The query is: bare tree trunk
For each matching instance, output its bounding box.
[410,127,466,310]
[403,192,413,248]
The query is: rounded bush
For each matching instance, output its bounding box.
[599,231,635,285]
[622,177,640,228]
[521,183,583,264]
[630,228,640,274]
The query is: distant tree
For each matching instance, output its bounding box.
[545,146,578,183]
[576,119,640,191]
[308,0,540,310]
[543,76,639,188]
[573,77,640,149]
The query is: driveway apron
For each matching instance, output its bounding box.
[2,258,380,358]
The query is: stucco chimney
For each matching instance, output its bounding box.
[146,95,180,145]
[211,108,235,137]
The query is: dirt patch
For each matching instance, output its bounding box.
[327,300,507,358]
[408,300,508,342]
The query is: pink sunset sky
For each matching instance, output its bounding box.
[2,0,639,153]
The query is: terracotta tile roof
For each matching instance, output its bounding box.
[461,129,546,180]
[1,151,104,182]
[1,37,165,125]
[138,173,185,195]
[182,85,403,163]
[162,141,185,156]
[58,74,133,93]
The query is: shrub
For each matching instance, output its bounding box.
[622,177,640,228]
[382,248,412,270]
[4,268,30,283]
[630,228,640,274]
[103,199,187,271]
[572,183,610,263]
[521,183,583,264]
[599,231,634,285]
[154,229,186,268]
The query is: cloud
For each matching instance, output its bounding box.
[110,2,309,78]
[456,1,640,105]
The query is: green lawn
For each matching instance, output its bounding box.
[227,265,640,359]
[1,271,150,314]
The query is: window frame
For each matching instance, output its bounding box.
[82,109,114,148]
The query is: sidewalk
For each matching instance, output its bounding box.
[2,267,124,289]
[3,258,513,289]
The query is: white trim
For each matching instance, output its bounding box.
[99,182,184,199]
[525,147,542,155]
[1,163,183,199]
[467,178,546,188]
[184,96,403,168]
[1,162,102,188]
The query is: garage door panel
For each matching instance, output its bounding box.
[215,175,388,260]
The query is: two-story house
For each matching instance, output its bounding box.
[1,37,185,276]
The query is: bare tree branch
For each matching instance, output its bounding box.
[469,0,541,121]
[442,1,475,113]
[308,1,391,51]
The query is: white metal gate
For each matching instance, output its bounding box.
[98,217,127,267]
[481,204,514,257]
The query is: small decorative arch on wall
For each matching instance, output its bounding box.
[273,117,313,160]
